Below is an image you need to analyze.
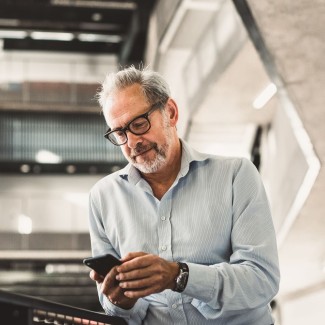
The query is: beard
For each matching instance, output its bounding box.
[128,137,171,174]
[127,113,173,174]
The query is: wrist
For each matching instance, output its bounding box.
[168,262,180,290]
[107,295,137,310]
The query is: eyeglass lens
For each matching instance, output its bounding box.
[108,116,151,145]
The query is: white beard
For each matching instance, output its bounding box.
[132,141,170,174]
[129,113,173,174]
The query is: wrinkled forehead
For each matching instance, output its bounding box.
[103,84,149,127]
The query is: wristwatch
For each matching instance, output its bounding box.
[173,262,189,292]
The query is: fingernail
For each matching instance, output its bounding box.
[116,275,120,280]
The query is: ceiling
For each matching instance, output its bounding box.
[0,0,156,65]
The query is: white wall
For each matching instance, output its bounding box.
[260,91,320,244]
[279,287,325,325]
[0,174,103,233]
[0,51,117,83]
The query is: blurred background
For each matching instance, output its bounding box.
[0,0,324,324]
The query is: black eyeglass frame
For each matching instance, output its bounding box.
[104,101,163,146]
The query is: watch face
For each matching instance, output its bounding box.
[176,271,189,291]
[174,263,189,292]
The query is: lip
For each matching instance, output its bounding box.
[133,146,153,158]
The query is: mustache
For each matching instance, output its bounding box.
[131,142,158,157]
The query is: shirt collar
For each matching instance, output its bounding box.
[118,139,209,184]
[178,139,208,177]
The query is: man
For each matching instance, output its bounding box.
[88,66,280,324]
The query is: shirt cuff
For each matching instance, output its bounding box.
[183,262,217,303]
[102,295,149,321]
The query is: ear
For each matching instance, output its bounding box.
[166,98,179,127]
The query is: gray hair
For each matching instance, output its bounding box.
[97,66,171,112]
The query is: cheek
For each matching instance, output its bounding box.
[121,146,131,157]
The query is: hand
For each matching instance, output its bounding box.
[89,269,104,283]
[101,266,138,310]
[89,267,137,310]
[116,252,179,299]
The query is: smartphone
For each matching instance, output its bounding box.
[83,253,122,277]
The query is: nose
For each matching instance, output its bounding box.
[125,130,142,148]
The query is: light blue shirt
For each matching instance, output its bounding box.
[88,140,280,325]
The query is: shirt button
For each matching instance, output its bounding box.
[161,245,167,251]
[172,304,177,309]
[161,216,166,221]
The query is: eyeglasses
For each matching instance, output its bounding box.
[104,102,162,146]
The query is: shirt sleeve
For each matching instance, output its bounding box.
[88,189,150,322]
[183,158,280,320]
[99,290,149,324]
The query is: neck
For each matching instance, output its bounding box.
[141,140,182,200]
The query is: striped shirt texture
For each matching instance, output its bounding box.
[88,140,280,325]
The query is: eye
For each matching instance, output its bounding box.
[130,118,148,131]
[114,130,125,139]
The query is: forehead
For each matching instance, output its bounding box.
[105,84,149,128]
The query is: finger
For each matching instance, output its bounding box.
[116,265,152,281]
[107,287,126,305]
[108,289,138,310]
[119,268,170,290]
[90,270,104,283]
[101,266,119,296]
[123,287,158,299]
[118,254,171,278]
[118,254,154,273]
[119,276,154,290]
[120,251,147,263]
[108,296,119,306]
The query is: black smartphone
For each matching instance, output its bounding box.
[83,253,122,277]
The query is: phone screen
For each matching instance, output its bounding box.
[83,254,121,277]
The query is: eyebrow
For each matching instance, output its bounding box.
[107,108,148,133]
[106,101,162,133]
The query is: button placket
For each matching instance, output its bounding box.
[156,195,173,260]
[167,293,187,323]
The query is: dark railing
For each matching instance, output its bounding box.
[0,289,127,325]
